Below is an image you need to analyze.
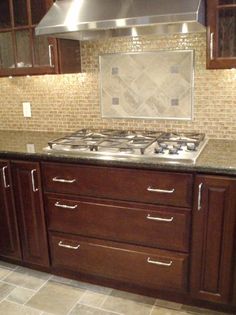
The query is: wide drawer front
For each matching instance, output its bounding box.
[42,163,193,207]
[46,196,190,252]
[50,232,188,292]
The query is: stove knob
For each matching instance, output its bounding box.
[169,148,179,155]
[154,147,164,154]
[187,143,196,151]
[159,142,168,149]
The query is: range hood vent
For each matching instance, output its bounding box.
[35,0,206,41]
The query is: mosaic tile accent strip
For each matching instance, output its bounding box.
[100,51,193,120]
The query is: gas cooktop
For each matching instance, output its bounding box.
[45,129,208,163]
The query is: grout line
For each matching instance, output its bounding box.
[71,301,124,315]
[0,299,42,314]
[66,289,88,315]
[149,302,156,315]
[99,287,113,308]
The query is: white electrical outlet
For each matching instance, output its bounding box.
[23,102,31,117]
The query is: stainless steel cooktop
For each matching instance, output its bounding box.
[45,129,208,163]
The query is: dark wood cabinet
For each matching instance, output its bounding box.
[0,160,21,260]
[190,175,236,304]
[0,0,81,76]
[11,161,49,267]
[1,157,236,311]
[43,162,191,293]
[42,163,193,208]
[207,0,236,69]
[50,232,189,292]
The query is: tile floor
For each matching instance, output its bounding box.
[0,260,233,315]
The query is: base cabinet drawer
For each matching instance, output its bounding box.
[46,196,191,252]
[50,232,188,292]
[42,163,193,208]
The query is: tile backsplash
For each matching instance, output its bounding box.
[0,32,236,139]
[100,50,193,120]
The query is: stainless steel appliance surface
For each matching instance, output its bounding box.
[45,129,208,164]
[35,0,205,40]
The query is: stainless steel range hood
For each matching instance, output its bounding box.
[35,0,206,41]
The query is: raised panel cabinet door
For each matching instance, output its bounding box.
[190,175,236,304]
[11,161,49,267]
[207,0,236,69]
[0,160,21,260]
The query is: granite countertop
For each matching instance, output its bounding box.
[0,130,236,176]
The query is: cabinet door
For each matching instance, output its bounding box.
[0,160,21,260]
[190,175,236,303]
[0,0,80,76]
[207,0,236,69]
[11,161,49,267]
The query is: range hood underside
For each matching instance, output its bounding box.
[40,22,205,41]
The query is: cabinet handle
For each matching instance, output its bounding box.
[147,186,175,194]
[147,257,172,267]
[58,241,80,250]
[48,44,54,67]
[198,183,203,211]
[31,169,39,192]
[210,32,214,60]
[55,201,78,209]
[146,214,174,222]
[2,166,10,188]
[52,177,76,184]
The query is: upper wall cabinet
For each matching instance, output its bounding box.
[207,0,236,69]
[0,0,81,77]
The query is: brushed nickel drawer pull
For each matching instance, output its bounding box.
[147,186,175,194]
[210,32,214,60]
[52,177,76,184]
[48,44,54,67]
[146,214,174,222]
[2,166,10,188]
[31,169,39,192]
[58,241,80,250]
[198,183,203,211]
[147,257,173,267]
[55,201,78,209]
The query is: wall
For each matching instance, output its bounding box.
[0,32,236,139]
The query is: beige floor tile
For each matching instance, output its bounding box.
[181,305,232,315]
[51,275,73,285]
[26,280,85,315]
[0,281,15,300]
[3,266,51,290]
[0,267,13,279]
[0,300,41,315]
[79,290,108,307]
[70,280,112,294]
[155,298,182,310]
[151,306,189,315]
[7,286,35,304]
[101,289,155,315]
[69,303,122,315]
[0,260,17,270]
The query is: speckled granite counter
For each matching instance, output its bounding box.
[0,130,236,176]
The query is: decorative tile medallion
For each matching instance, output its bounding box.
[100,50,194,120]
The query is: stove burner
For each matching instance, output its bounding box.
[187,143,197,151]
[154,147,165,154]
[173,144,182,150]
[46,129,207,163]
[159,143,168,149]
[168,148,179,155]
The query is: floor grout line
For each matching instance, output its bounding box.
[66,289,88,315]
[0,298,42,314]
